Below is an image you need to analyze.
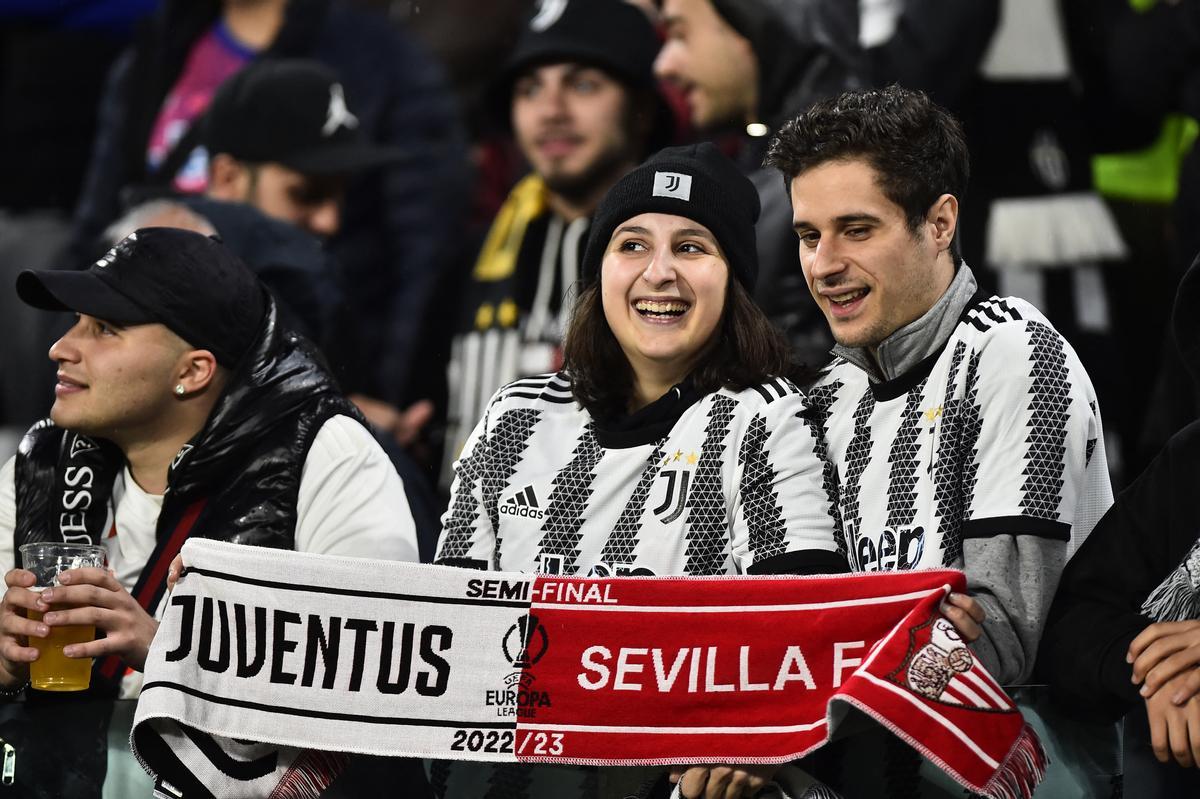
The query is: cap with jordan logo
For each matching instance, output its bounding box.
[205,59,407,175]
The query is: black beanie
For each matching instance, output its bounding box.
[581,142,760,289]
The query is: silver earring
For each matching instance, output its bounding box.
[174,384,186,396]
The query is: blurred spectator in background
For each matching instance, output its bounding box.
[654,0,863,370]
[863,0,1134,485]
[66,0,470,436]
[436,0,673,490]
[1065,0,1200,478]
[198,58,401,345]
[202,59,404,241]
[103,196,334,357]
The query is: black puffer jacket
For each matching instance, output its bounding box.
[14,297,356,564]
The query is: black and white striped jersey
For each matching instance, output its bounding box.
[435,372,841,578]
[808,294,1112,575]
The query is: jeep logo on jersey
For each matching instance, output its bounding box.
[852,524,926,572]
[652,171,692,201]
[500,485,544,519]
[503,613,549,668]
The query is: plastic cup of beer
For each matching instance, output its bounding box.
[18,542,107,691]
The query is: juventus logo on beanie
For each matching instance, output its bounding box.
[581,142,761,290]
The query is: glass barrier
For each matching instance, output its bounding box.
[0,697,432,798]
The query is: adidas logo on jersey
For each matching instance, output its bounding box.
[501,486,544,519]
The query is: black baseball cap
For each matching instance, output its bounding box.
[17,228,268,368]
[490,0,673,146]
[205,59,406,175]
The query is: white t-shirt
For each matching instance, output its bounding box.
[0,414,420,581]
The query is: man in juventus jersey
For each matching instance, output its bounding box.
[766,86,1114,689]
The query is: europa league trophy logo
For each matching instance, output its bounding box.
[503,613,549,668]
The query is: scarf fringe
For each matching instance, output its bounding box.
[267,750,348,799]
[1141,544,1200,622]
[981,723,1047,799]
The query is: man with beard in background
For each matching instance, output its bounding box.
[438,0,671,491]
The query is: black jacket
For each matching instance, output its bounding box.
[70,0,470,402]
[1037,421,1200,722]
[1039,259,1200,723]
[14,299,356,616]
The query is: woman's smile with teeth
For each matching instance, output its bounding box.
[634,299,690,317]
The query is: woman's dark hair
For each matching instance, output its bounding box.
[563,275,810,417]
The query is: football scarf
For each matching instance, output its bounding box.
[132,540,1045,799]
[1142,536,1200,622]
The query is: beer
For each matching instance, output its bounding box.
[28,603,94,691]
[19,542,107,691]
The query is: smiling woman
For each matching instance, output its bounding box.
[436,142,848,799]
[600,214,729,406]
[565,143,792,419]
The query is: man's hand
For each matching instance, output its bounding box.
[350,394,434,448]
[668,764,778,798]
[37,567,158,672]
[1129,621,1200,704]
[167,554,185,593]
[1146,670,1200,767]
[940,592,985,643]
[0,568,44,686]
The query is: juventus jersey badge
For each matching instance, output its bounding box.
[654,470,690,523]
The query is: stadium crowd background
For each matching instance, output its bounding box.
[3,0,1196,500]
[1,1,1199,796]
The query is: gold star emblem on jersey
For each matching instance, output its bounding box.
[475,302,495,330]
[686,451,698,465]
[923,406,943,423]
[672,449,683,462]
[497,298,519,328]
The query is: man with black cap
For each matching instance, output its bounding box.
[0,228,419,699]
[203,57,455,478]
[439,0,672,491]
[654,0,862,370]
[204,58,405,240]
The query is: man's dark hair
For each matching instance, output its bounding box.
[562,277,804,418]
[765,86,970,236]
